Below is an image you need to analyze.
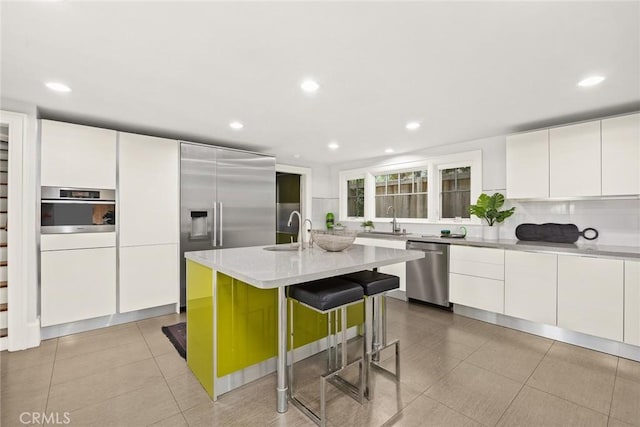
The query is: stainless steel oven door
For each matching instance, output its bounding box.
[41,200,116,234]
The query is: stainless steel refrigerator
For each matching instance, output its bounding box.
[180,142,276,306]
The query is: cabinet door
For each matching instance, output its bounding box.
[449,245,504,280]
[602,113,640,196]
[557,255,623,341]
[41,120,116,188]
[504,251,557,325]
[506,129,549,199]
[119,133,179,246]
[355,237,406,293]
[449,273,504,313]
[41,247,116,326]
[550,121,601,198]
[119,244,178,313]
[625,260,640,346]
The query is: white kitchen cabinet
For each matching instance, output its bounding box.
[625,260,640,346]
[41,120,116,189]
[41,247,116,326]
[449,245,505,313]
[355,237,406,295]
[506,129,549,199]
[557,255,623,341]
[504,251,557,325]
[118,244,178,313]
[118,132,179,246]
[601,113,640,196]
[549,121,601,198]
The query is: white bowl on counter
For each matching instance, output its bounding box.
[311,230,357,252]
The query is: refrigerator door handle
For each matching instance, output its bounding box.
[219,202,223,247]
[212,204,217,247]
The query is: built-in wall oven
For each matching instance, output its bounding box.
[41,187,116,234]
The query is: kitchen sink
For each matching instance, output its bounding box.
[362,231,407,236]
[263,244,301,251]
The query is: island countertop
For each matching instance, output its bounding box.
[184,244,425,289]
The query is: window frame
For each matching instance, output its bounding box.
[339,151,483,225]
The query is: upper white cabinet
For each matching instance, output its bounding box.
[549,121,601,198]
[118,132,179,247]
[601,113,640,196]
[625,260,640,346]
[506,129,549,199]
[557,255,623,342]
[504,250,557,325]
[41,120,116,189]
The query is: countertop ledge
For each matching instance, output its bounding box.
[356,232,640,260]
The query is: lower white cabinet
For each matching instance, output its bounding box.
[41,247,116,326]
[119,244,179,313]
[625,260,640,346]
[557,255,624,341]
[355,237,406,293]
[504,251,557,325]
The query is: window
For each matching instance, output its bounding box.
[346,178,365,217]
[339,150,481,224]
[440,166,471,218]
[374,170,428,219]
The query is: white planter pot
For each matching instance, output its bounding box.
[483,225,500,240]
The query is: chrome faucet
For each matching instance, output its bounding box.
[287,210,303,251]
[387,205,400,233]
[303,218,313,248]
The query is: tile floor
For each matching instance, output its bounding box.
[2,299,639,427]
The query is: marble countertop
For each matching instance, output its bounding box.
[184,244,425,289]
[356,232,640,260]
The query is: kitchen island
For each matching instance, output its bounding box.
[184,244,424,413]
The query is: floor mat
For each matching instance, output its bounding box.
[161,322,186,359]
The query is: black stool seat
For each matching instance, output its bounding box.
[289,277,364,311]
[340,271,399,296]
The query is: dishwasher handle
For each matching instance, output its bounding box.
[406,242,446,255]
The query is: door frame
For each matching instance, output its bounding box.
[0,110,30,351]
[275,164,312,243]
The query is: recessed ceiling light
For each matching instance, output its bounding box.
[405,121,421,130]
[385,148,395,154]
[229,121,244,130]
[578,76,605,87]
[301,79,320,94]
[328,142,339,150]
[293,154,300,158]
[45,82,71,93]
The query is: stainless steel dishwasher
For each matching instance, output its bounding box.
[406,240,451,308]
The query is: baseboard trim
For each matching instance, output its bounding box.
[41,304,176,340]
[454,304,640,362]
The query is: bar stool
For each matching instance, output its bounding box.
[339,270,400,398]
[288,277,365,427]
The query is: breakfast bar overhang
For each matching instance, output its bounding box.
[184,244,423,413]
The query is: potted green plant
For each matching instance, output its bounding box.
[469,193,515,240]
[361,220,375,232]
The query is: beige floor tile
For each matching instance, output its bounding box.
[1,338,57,373]
[425,361,522,426]
[47,358,163,413]
[378,339,463,393]
[466,338,547,383]
[385,394,482,427]
[1,390,48,427]
[155,350,191,380]
[496,385,608,427]
[136,313,184,334]
[266,407,319,427]
[148,412,189,427]
[617,358,640,383]
[67,378,180,427]
[609,418,636,427]
[52,340,152,385]
[527,353,616,415]
[140,327,177,357]
[492,326,554,354]
[55,323,144,360]
[428,323,495,351]
[324,368,423,427]
[182,397,280,426]
[165,370,211,411]
[420,336,482,361]
[1,360,53,395]
[546,342,619,373]
[386,319,439,347]
[610,377,640,426]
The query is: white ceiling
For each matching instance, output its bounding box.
[1,1,639,165]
